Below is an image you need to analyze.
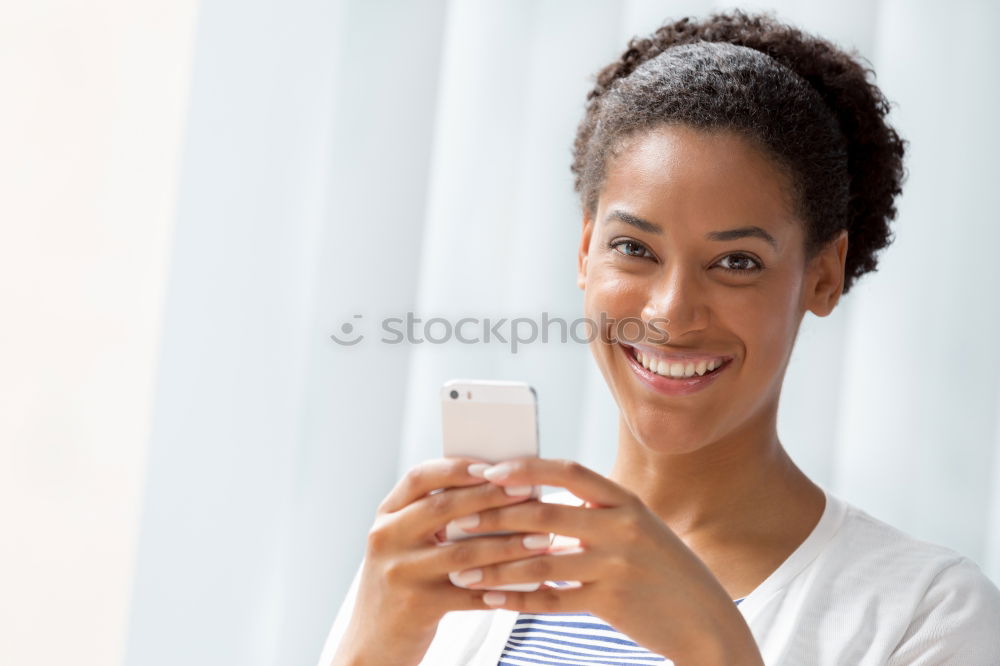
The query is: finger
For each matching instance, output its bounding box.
[394,478,535,541]
[417,578,543,614]
[392,551,578,613]
[415,531,556,578]
[468,499,601,541]
[477,583,593,614]
[397,565,591,614]
[379,457,492,514]
[463,547,596,589]
[385,560,594,617]
[481,457,633,508]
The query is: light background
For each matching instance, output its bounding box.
[2,1,999,665]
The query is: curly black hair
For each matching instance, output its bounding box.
[571,9,907,295]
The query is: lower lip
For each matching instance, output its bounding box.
[620,344,732,396]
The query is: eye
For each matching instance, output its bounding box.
[608,238,654,259]
[715,253,764,275]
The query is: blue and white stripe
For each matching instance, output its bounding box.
[497,592,745,665]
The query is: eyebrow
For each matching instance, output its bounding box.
[605,209,778,249]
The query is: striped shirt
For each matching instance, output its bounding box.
[497,590,745,665]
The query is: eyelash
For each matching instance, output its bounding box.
[607,238,764,275]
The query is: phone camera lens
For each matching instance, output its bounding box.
[449,390,459,399]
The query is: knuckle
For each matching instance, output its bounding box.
[366,517,394,553]
[447,541,476,568]
[427,490,453,515]
[609,586,630,617]
[405,462,429,488]
[607,553,631,576]
[560,459,583,476]
[539,588,561,612]
[450,457,472,474]
[618,513,644,544]
[366,530,386,553]
[382,558,408,586]
[620,525,643,546]
[525,556,552,579]
[532,501,558,524]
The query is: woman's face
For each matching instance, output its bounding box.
[578,125,846,454]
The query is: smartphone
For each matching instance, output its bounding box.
[441,379,546,592]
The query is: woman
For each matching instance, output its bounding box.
[320,10,1000,665]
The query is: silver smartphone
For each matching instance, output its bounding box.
[441,379,544,592]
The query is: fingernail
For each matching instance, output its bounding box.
[483,591,506,606]
[467,463,490,478]
[522,533,550,549]
[504,484,533,497]
[449,569,483,586]
[453,513,480,529]
[483,463,513,481]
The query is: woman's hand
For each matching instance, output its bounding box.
[448,457,765,666]
[331,457,558,666]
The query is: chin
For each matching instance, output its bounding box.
[621,404,717,455]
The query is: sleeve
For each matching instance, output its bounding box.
[888,556,1000,665]
[315,557,365,666]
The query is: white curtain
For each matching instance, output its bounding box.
[114,1,1000,666]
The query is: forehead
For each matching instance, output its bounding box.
[599,125,799,235]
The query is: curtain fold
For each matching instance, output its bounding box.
[833,0,1000,569]
[125,2,1000,665]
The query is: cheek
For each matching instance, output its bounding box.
[583,269,646,318]
[581,273,640,381]
[718,274,801,373]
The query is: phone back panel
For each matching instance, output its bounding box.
[442,400,537,462]
[439,380,545,590]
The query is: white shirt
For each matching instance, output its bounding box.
[317,484,1000,665]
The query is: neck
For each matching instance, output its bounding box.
[608,402,817,543]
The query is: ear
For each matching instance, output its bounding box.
[577,211,595,290]
[805,229,848,317]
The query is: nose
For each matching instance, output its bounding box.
[641,263,709,343]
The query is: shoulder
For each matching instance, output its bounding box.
[827,498,1000,662]
[887,555,1000,664]
[826,497,979,575]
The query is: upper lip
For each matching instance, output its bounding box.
[621,342,733,364]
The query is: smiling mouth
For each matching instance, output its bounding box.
[620,343,732,380]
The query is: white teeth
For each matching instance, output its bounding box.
[633,348,726,379]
